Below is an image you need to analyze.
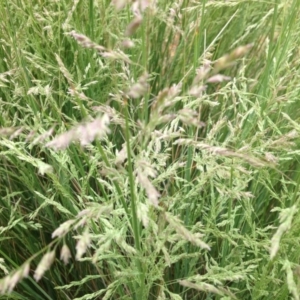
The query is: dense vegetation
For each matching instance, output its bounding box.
[1,0,300,299]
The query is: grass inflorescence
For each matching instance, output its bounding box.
[1,0,300,299]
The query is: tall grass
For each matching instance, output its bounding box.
[1,0,300,299]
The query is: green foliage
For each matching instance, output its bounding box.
[1,0,300,299]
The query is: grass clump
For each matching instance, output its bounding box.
[1,0,300,299]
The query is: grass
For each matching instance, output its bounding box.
[1,0,300,299]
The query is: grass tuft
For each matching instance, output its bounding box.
[1,0,300,299]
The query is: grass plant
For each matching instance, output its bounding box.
[1,0,300,299]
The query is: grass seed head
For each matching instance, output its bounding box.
[75,229,91,260]
[125,15,143,36]
[34,251,56,282]
[60,244,72,265]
